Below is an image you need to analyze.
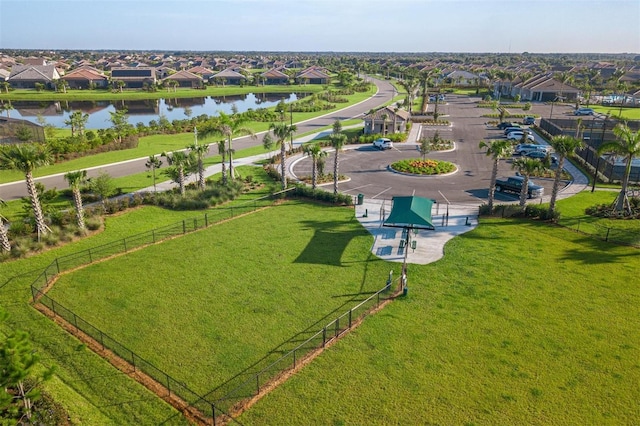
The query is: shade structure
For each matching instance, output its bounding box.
[383,196,435,230]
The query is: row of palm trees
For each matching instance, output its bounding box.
[480,122,640,215]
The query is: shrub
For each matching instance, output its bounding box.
[85,217,102,231]
[391,158,456,175]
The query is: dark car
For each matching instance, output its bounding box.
[523,116,535,125]
[497,121,516,130]
[525,150,547,159]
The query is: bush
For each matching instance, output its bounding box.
[288,185,353,205]
[85,217,102,231]
[390,158,456,175]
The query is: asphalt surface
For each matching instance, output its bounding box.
[291,94,580,205]
[0,76,397,200]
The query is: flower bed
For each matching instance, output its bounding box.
[390,158,456,175]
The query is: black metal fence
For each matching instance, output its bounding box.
[29,192,399,424]
[556,218,640,248]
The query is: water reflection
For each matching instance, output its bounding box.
[4,92,308,129]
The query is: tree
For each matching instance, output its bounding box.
[598,123,640,214]
[419,137,431,160]
[0,144,52,236]
[144,155,163,193]
[0,199,10,253]
[0,101,12,118]
[64,170,88,230]
[64,110,90,137]
[269,122,298,190]
[55,79,69,93]
[0,309,54,423]
[113,80,126,93]
[34,82,45,92]
[332,119,343,136]
[89,171,116,206]
[108,109,132,143]
[0,81,10,94]
[303,143,327,190]
[479,139,513,212]
[548,135,584,215]
[162,151,193,196]
[216,140,228,185]
[199,112,255,183]
[188,141,209,191]
[512,157,545,210]
[331,133,347,195]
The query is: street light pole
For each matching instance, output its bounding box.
[591,118,607,193]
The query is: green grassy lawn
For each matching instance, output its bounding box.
[590,105,640,121]
[46,202,392,396]
[0,84,325,101]
[0,86,375,184]
[240,216,640,425]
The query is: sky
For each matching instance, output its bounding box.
[1,0,639,54]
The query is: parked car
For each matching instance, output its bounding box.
[523,116,536,125]
[525,150,548,159]
[507,132,535,141]
[515,143,549,155]
[438,94,445,101]
[574,108,594,116]
[503,126,525,135]
[373,137,393,150]
[497,122,517,129]
[429,95,436,102]
[495,176,544,198]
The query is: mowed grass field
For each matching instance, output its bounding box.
[239,220,640,424]
[47,201,395,395]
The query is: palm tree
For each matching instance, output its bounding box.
[64,170,87,230]
[200,112,255,183]
[331,133,347,195]
[188,140,210,191]
[0,144,52,236]
[64,110,89,137]
[548,135,584,215]
[0,198,10,253]
[512,157,545,210]
[216,140,228,185]
[161,151,193,196]
[479,139,513,213]
[0,81,10,94]
[303,143,327,190]
[332,119,342,136]
[598,123,640,214]
[269,122,298,190]
[114,80,126,93]
[144,155,163,193]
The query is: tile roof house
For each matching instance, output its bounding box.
[362,106,411,135]
[211,68,246,86]
[296,66,330,85]
[8,65,61,89]
[187,65,216,80]
[110,67,156,89]
[260,68,290,85]
[61,67,109,89]
[162,70,204,88]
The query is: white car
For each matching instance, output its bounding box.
[373,138,393,150]
[515,143,549,155]
[507,132,535,141]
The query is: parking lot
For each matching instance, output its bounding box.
[291,94,576,205]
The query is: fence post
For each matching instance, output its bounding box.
[293,349,297,368]
[73,313,78,330]
[51,300,57,315]
[131,353,136,372]
[44,270,48,283]
[55,258,60,274]
[335,318,340,337]
[322,327,326,347]
[256,374,260,393]
[88,248,93,263]
[167,374,171,396]
[194,218,198,230]
[205,213,208,227]
[348,309,352,328]
[99,331,104,350]
[123,239,127,252]
[182,220,186,234]
[212,404,216,426]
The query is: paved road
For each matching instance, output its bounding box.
[0,77,397,200]
[292,94,580,204]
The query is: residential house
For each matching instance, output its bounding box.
[511,73,580,102]
[61,67,109,89]
[296,66,330,85]
[8,65,60,89]
[187,65,216,81]
[211,68,246,86]
[362,106,411,135]
[162,70,204,88]
[110,67,156,89]
[445,70,485,87]
[260,68,290,85]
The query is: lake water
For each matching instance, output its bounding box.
[3,92,307,130]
